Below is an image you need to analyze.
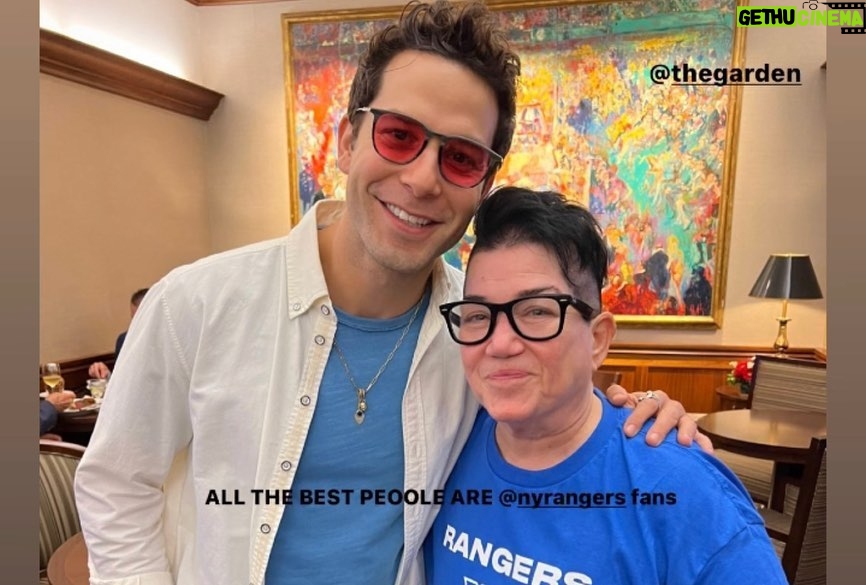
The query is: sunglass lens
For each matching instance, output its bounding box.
[440,140,491,187]
[372,113,427,164]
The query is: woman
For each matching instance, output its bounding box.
[426,186,786,584]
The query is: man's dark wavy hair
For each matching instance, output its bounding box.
[347,0,521,159]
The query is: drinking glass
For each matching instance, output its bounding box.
[41,362,65,394]
[87,378,107,399]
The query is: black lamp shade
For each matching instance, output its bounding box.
[749,254,823,300]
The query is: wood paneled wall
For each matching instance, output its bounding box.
[45,345,826,411]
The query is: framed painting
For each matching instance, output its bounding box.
[282,0,746,327]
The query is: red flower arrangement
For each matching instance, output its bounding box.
[727,358,755,393]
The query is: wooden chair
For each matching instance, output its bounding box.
[592,370,622,391]
[760,436,827,584]
[715,356,827,505]
[39,439,86,583]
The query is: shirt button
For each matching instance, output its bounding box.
[260,524,271,534]
[314,335,325,345]
[281,460,292,471]
[300,395,311,406]
[321,305,331,316]
[292,302,301,311]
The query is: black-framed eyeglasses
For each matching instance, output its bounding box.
[438,294,598,346]
[354,107,502,188]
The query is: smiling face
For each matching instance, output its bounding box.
[459,243,615,433]
[336,50,498,277]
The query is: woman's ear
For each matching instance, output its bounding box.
[590,312,617,370]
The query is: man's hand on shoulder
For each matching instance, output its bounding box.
[603,384,714,454]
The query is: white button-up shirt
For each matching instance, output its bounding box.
[75,201,478,585]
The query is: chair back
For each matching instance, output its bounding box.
[790,440,827,584]
[39,440,85,573]
[748,356,827,413]
[764,436,827,584]
[592,370,623,391]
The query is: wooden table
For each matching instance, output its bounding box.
[697,409,826,462]
[697,409,826,511]
[52,406,100,447]
[47,532,89,585]
[714,384,749,410]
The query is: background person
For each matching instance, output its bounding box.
[427,187,786,584]
[88,287,149,379]
[75,3,703,585]
[39,390,76,439]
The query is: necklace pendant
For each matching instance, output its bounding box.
[355,388,368,425]
[334,299,423,427]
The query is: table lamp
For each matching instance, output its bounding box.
[748,254,823,354]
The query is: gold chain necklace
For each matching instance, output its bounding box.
[332,299,423,424]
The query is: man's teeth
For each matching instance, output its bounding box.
[386,203,431,226]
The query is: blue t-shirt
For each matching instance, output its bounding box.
[265,291,430,584]
[426,391,787,585]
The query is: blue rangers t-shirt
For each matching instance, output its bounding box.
[425,391,787,585]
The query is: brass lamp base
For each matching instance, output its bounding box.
[773,316,791,355]
[771,299,791,356]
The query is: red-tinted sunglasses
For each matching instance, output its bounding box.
[355,107,502,188]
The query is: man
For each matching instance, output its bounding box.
[74,3,705,585]
[427,187,786,584]
[87,287,149,379]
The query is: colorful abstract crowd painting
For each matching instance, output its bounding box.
[283,0,743,326]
